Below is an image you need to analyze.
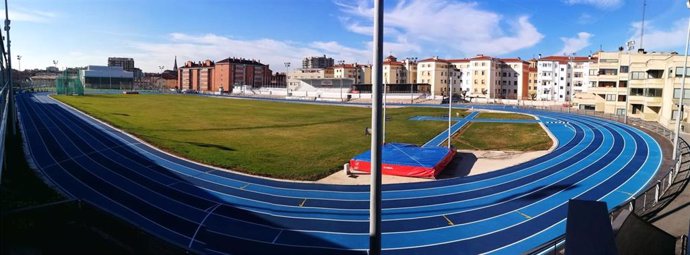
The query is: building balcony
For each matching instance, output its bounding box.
[628,79,665,87]
[629,95,663,106]
[595,74,618,81]
[590,86,625,94]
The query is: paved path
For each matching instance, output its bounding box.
[422,112,478,147]
[17,93,662,254]
[648,133,690,252]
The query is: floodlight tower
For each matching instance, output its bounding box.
[16,54,20,70]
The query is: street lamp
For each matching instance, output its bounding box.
[624,40,635,124]
[673,1,690,161]
[159,65,165,92]
[284,62,290,97]
[16,55,20,70]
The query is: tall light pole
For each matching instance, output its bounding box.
[369,0,383,254]
[16,55,20,71]
[284,62,290,97]
[5,0,14,135]
[673,0,690,161]
[624,40,635,124]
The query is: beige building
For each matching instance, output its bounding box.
[332,63,371,85]
[417,57,452,97]
[382,55,417,84]
[287,68,334,90]
[528,60,539,100]
[573,50,690,131]
[416,55,531,100]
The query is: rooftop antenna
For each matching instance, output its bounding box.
[639,0,647,49]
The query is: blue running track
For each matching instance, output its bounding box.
[16,93,662,254]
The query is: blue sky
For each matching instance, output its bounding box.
[9,0,689,72]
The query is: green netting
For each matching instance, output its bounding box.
[56,71,84,95]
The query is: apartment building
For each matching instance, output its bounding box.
[417,57,451,97]
[416,55,530,99]
[178,60,214,91]
[448,59,471,95]
[108,57,135,71]
[302,55,334,69]
[383,55,406,84]
[287,68,333,90]
[333,63,370,84]
[497,58,530,100]
[178,57,272,92]
[468,55,497,98]
[536,56,594,102]
[528,60,539,100]
[573,50,689,131]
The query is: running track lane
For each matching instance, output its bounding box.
[16,93,661,254]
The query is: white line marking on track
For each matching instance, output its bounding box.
[189,203,222,248]
[272,229,284,244]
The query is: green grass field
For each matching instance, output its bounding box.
[55,94,453,180]
[452,122,553,151]
[475,112,535,120]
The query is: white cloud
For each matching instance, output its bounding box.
[628,18,688,51]
[336,0,543,57]
[130,33,372,72]
[577,13,596,24]
[2,8,56,23]
[555,32,593,55]
[564,0,623,9]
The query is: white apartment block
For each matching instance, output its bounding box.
[536,56,594,102]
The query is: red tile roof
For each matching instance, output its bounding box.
[418,57,449,63]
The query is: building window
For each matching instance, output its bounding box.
[598,69,618,75]
[643,88,662,97]
[675,67,690,77]
[631,71,646,79]
[630,88,644,96]
[600,59,619,63]
[620,66,629,73]
[673,88,690,99]
[605,94,616,101]
[616,108,626,116]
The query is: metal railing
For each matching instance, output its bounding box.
[0,85,8,182]
[521,105,690,255]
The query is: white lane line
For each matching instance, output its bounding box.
[272,229,285,244]
[189,203,222,248]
